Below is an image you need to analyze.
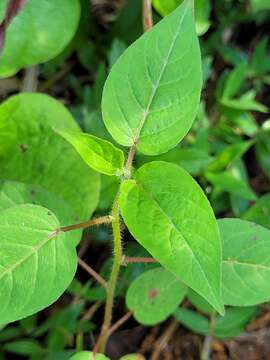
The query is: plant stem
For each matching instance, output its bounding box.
[95,196,122,353]
[150,318,179,360]
[122,256,157,264]
[201,312,216,360]
[78,258,107,289]
[143,0,153,32]
[108,311,133,337]
[125,141,137,177]
[60,215,113,233]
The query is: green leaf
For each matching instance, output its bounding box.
[187,289,213,314]
[250,38,270,76]
[56,130,125,176]
[0,180,81,246]
[126,267,187,325]
[243,193,270,229]
[120,161,224,314]
[207,141,252,173]
[0,93,100,220]
[221,64,247,101]
[205,171,257,201]
[174,308,209,335]
[220,218,270,306]
[102,0,202,155]
[138,147,212,176]
[0,204,77,324]
[214,306,257,339]
[222,91,268,113]
[152,0,211,35]
[251,0,270,12]
[174,306,257,339]
[69,352,109,360]
[4,340,43,356]
[0,0,81,77]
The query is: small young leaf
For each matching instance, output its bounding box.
[126,267,187,325]
[69,352,109,360]
[0,204,77,324]
[220,218,270,306]
[102,0,202,155]
[56,130,125,176]
[120,161,224,314]
[0,0,81,77]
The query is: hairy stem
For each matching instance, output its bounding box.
[125,141,137,177]
[95,196,122,353]
[60,215,113,233]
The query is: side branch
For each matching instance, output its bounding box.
[60,215,113,233]
[78,258,108,289]
[122,256,157,265]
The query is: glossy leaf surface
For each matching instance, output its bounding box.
[102,0,202,155]
[120,161,223,314]
[56,130,125,176]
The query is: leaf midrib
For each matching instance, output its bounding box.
[134,179,220,307]
[0,229,59,280]
[135,3,189,141]
[223,259,270,271]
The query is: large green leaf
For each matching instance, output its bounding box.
[0,180,81,246]
[120,161,223,314]
[126,268,187,325]
[220,218,270,306]
[102,0,202,155]
[0,204,77,324]
[0,93,100,220]
[243,193,270,228]
[0,0,80,77]
[56,130,125,176]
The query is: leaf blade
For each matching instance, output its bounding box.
[119,161,223,314]
[102,0,202,155]
[56,130,125,176]
[0,204,77,324]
